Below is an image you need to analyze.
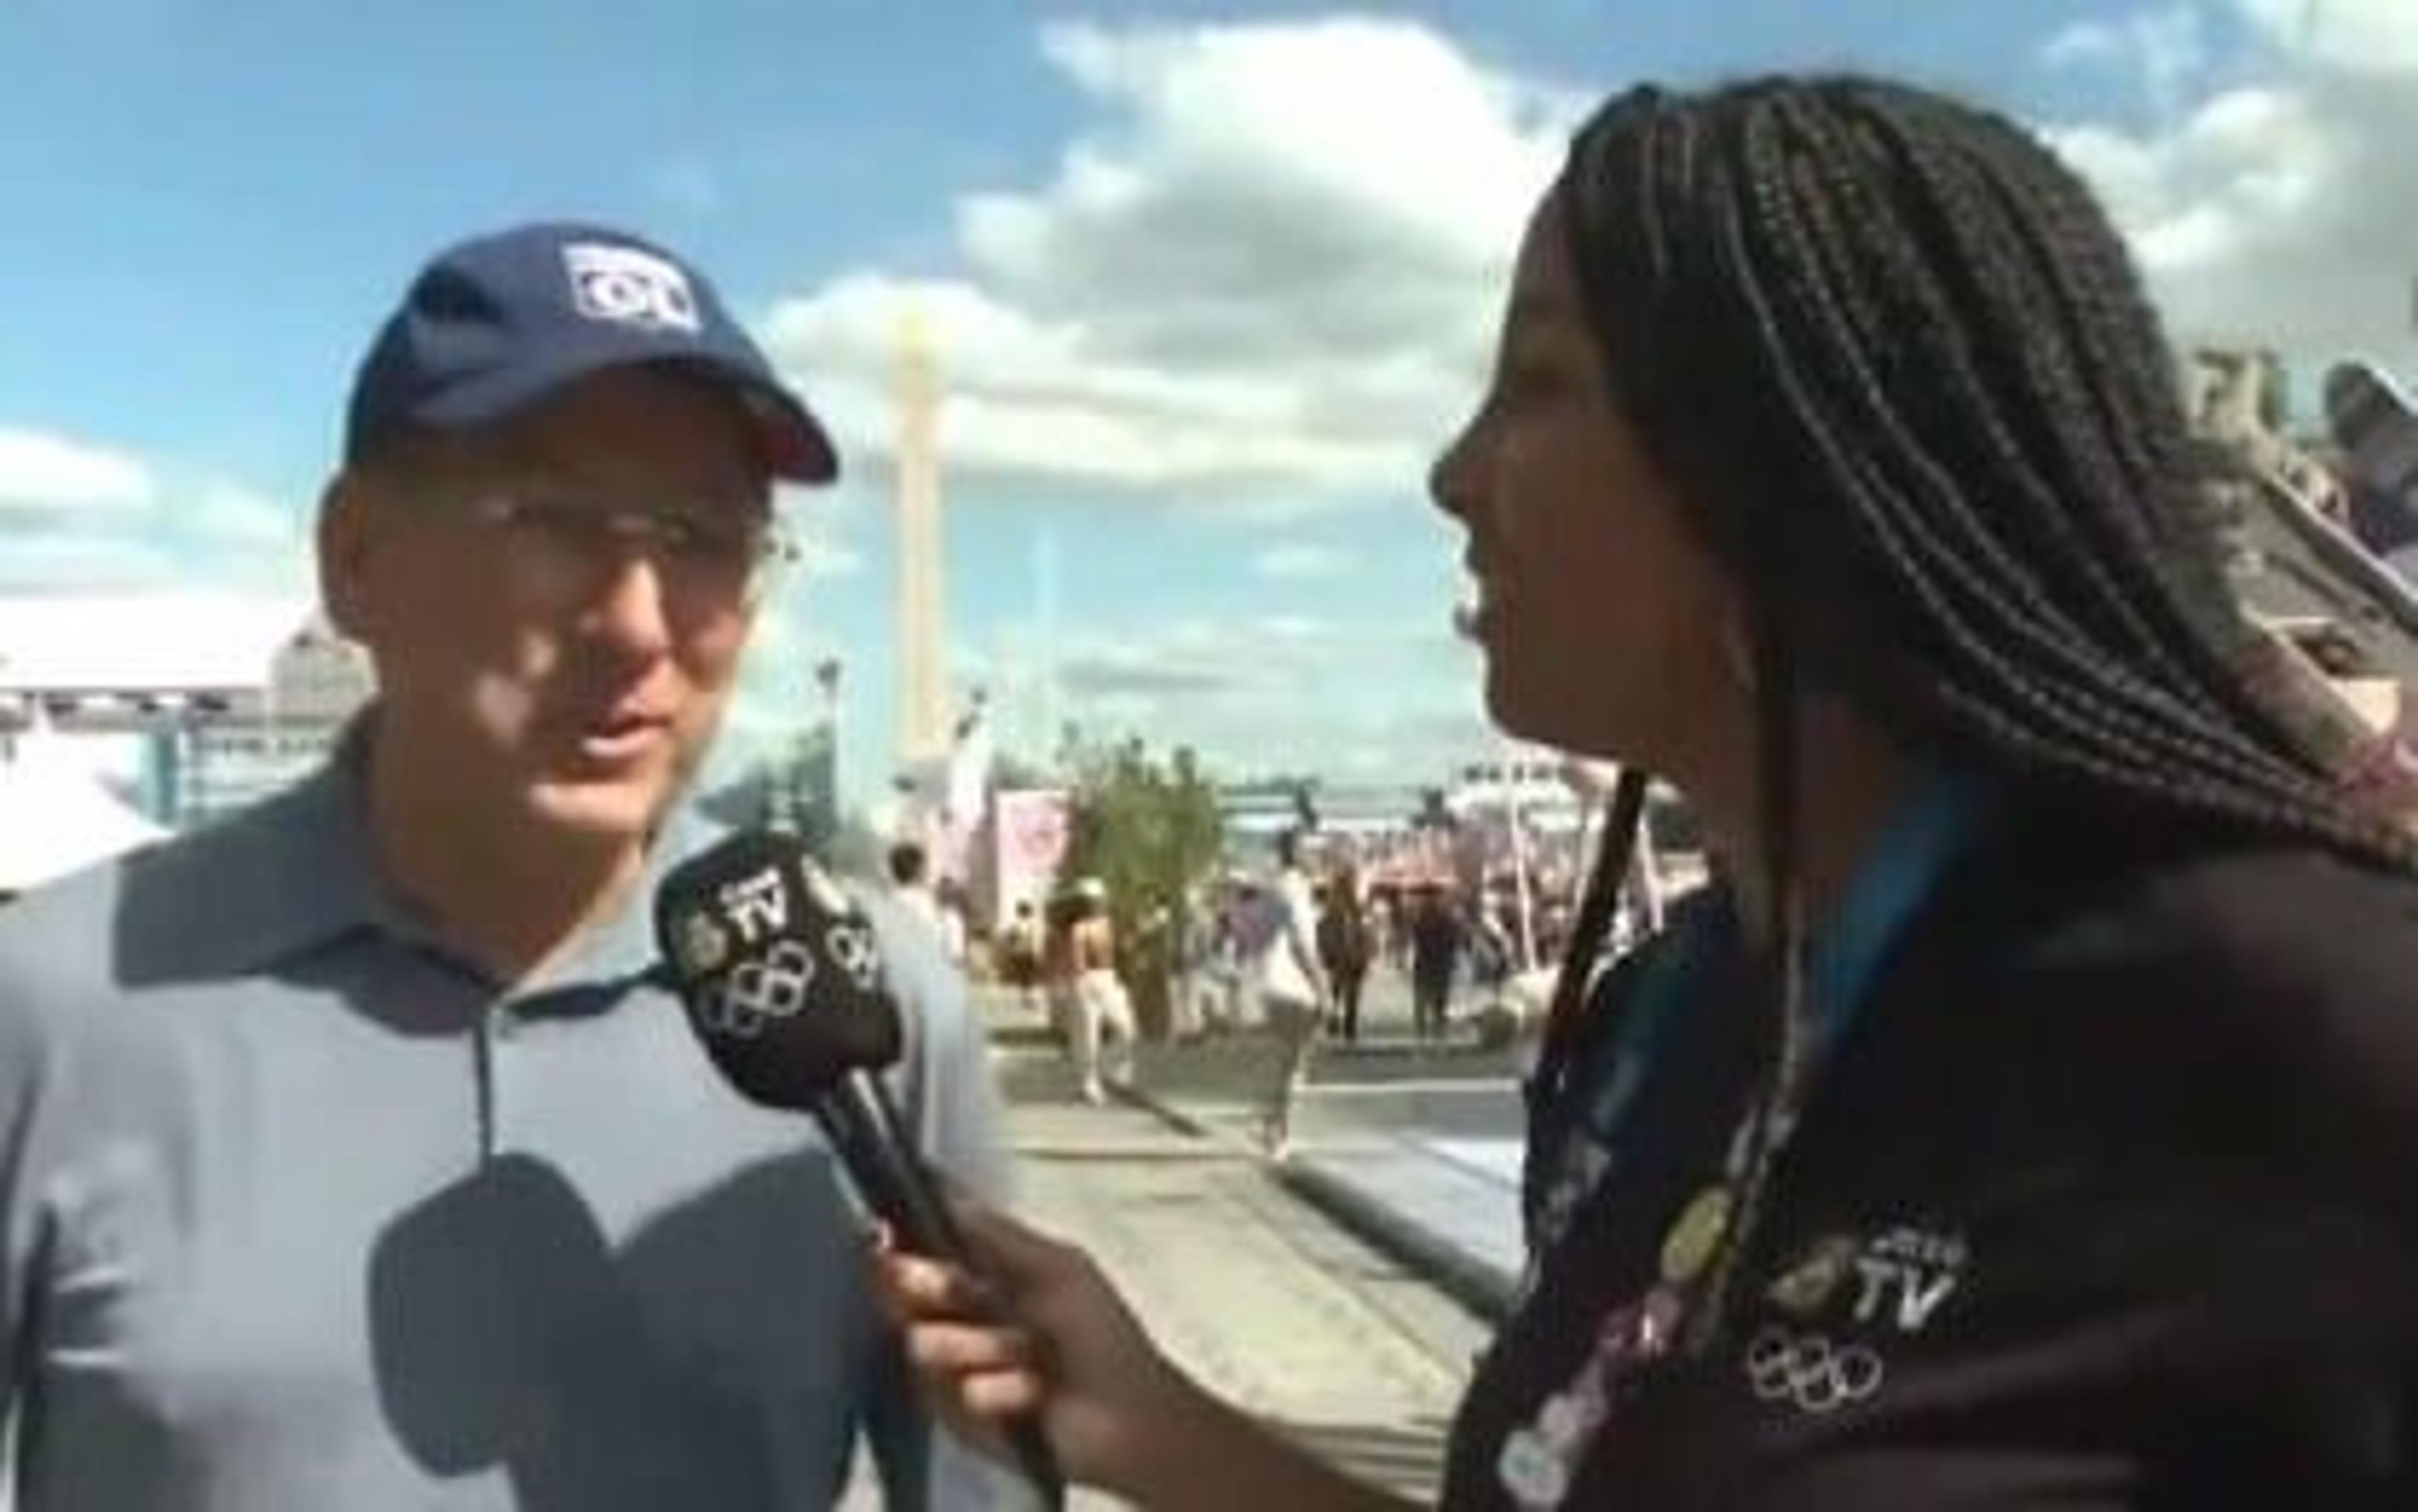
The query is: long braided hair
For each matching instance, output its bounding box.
[1536,75,2418,1350]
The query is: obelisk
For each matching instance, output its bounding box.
[894,307,950,767]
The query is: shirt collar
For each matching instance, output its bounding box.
[179,710,722,991]
[515,799,718,998]
[141,715,390,979]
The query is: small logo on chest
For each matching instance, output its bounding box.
[1766,1224,1966,1334]
[1745,1222,1968,1418]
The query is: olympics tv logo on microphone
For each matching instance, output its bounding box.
[1742,1325,1883,1414]
[823,920,880,990]
[703,940,819,1038]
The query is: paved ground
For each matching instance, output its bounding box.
[993,1046,1490,1508]
[1006,967,1536,1318]
[844,972,1532,1506]
[847,991,1509,1506]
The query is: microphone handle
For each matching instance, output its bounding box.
[817,1075,1068,1508]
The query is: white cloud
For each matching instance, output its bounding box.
[0,591,309,690]
[2235,0,2418,73]
[759,17,1575,501]
[184,482,302,549]
[0,428,155,511]
[1252,542,1348,580]
[0,535,176,589]
[2043,20,2130,67]
[2042,0,2418,366]
[2040,6,2209,115]
[1258,613,1325,640]
[0,429,310,596]
[961,608,1485,776]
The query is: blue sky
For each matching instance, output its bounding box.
[4,0,2413,799]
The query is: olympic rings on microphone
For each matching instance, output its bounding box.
[705,940,818,1037]
[1742,1325,1885,1413]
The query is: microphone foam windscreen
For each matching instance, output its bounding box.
[652,830,904,1110]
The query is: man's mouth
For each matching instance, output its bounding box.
[573,708,672,764]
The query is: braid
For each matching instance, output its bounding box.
[1805,101,2195,678]
[1738,94,2337,810]
[1535,769,1652,1096]
[1563,76,2415,874]
[1722,118,2321,817]
[1870,97,2326,769]
[1685,532,1811,1356]
[1718,99,2285,792]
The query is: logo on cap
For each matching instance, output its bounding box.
[563,241,701,335]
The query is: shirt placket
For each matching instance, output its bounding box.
[475,991,532,1161]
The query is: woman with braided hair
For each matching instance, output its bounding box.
[872,73,2418,1509]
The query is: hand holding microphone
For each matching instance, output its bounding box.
[652,832,1070,1506]
[871,1195,1228,1509]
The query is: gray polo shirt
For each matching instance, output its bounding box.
[0,746,1020,1509]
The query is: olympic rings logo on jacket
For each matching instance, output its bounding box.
[1742,1324,1885,1414]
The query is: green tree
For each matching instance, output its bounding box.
[990,748,1056,791]
[768,721,839,853]
[1055,736,1225,1037]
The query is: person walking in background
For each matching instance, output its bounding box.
[887,839,965,965]
[1039,889,1079,1060]
[1163,885,1215,1043]
[1315,863,1374,1045]
[1000,899,1045,1015]
[1064,877,1138,1105]
[933,877,972,967]
[1466,889,1515,1012]
[1207,875,1263,1037]
[1251,829,1329,1157]
[1407,882,1463,1041]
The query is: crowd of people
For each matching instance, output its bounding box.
[917,815,1683,1174]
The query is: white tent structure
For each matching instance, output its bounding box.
[0,720,165,897]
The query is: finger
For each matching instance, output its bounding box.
[907,1321,1042,1377]
[958,1367,1047,1419]
[873,1252,989,1320]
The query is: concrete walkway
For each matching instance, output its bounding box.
[1107,1033,1527,1325]
[985,974,1534,1325]
[929,1038,1496,1508]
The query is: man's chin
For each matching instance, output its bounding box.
[522,775,673,846]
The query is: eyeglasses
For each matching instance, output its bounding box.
[444,484,795,610]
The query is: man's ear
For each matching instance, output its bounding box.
[317,474,378,644]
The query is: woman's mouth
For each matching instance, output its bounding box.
[1456,571,1501,642]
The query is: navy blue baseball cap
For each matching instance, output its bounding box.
[344,221,837,484]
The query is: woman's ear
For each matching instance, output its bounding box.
[317,475,378,644]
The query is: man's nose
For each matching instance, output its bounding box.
[581,549,676,658]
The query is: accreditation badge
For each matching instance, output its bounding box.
[1658,1183,1733,1287]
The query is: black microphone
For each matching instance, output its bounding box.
[651,830,1065,1508]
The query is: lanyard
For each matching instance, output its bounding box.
[1566,774,1978,1184]
[1501,775,1982,1511]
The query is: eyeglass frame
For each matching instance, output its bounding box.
[390,472,798,611]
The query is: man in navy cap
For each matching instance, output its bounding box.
[0,224,1020,1508]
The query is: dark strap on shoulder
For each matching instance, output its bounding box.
[1535,770,1652,1096]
